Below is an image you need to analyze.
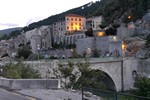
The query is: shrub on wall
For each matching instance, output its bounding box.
[3,61,40,79]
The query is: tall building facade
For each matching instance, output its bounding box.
[53,14,86,35]
[53,14,86,44]
[86,16,103,30]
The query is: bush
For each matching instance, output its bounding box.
[3,61,40,79]
[134,76,150,97]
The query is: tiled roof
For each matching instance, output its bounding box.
[65,14,85,18]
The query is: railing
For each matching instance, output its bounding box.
[82,87,150,100]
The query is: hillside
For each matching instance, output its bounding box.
[0,27,22,36]
[22,0,150,32]
[22,0,111,32]
[1,0,150,40]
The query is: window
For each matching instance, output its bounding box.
[71,18,73,21]
[67,18,69,20]
[75,22,77,25]
[79,27,81,30]
[67,26,69,30]
[71,22,73,26]
[79,18,81,21]
[93,25,95,28]
[79,23,81,26]
[75,18,77,21]
[61,27,63,31]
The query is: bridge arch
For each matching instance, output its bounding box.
[90,61,122,91]
[97,70,117,91]
[75,69,117,91]
[91,69,117,91]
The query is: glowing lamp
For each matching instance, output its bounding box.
[122,43,126,50]
[128,16,131,19]
[97,32,105,37]
[113,36,117,41]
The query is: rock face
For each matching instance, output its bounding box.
[124,37,146,57]
[135,10,150,38]
[137,58,150,78]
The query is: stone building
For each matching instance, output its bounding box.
[117,23,135,39]
[96,36,123,57]
[76,31,123,57]
[86,16,103,30]
[25,25,52,54]
[53,14,86,44]
[53,14,86,35]
[76,37,96,56]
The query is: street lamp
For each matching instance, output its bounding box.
[128,15,132,19]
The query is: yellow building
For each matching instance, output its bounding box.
[53,14,86,36]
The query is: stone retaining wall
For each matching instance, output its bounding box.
[0,78,60,90]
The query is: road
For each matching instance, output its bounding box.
[0,88,36,100]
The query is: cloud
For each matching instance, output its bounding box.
[0,23,19,27]
[26,16,44,26]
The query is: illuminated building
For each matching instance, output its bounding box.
[53,14,86,36]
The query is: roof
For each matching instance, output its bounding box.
[65,14,85,18]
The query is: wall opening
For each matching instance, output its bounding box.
[101,71,117,91]
[75,69,117,91]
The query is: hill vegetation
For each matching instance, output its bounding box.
[22,0,150,32]
[1,0,150,40]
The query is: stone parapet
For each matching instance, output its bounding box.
[0,78,60,90]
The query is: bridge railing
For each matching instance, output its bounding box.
[82,87,150,100]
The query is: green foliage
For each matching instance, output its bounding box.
[3,61,40,79]
[112,23,120,28]
[105,27,117,36]
[57,60,106,90]
[17,43,32,59]
[99,24,107,29]
[0,30,21,40]
[76,61,90,75]
[21,0,109,32]
[134,76,150,97]
[85,28,94,37]
[58,61,74,88]
[74,62,105,90]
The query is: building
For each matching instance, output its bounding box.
[25,25,52,54]
[86,16,103,31]
[76,31,123,57]
[53,14,86,35]
[53,14,86,44]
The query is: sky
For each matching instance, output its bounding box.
[0,0,98,30]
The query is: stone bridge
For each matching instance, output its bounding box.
[23,58,138,92]
[88,58,138,91]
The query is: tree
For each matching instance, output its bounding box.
[58,61,74,88]
[85,28,94,37]
[105,27,117,36]
[3,61,40,79]
[99,24,107,29]
[74,61,105,90]
[134,76,150,97]
[17,43,31,59]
